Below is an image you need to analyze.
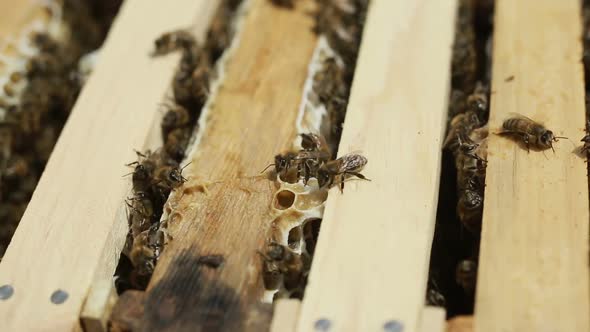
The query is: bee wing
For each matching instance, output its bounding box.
[337,152,367,172]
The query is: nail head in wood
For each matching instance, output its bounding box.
[314,318,331,331]
[383,320,404,332]
[0,284,14,300]
[50,289,68,304]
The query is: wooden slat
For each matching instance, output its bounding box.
[138,0,318,330]
[474,1,590,331]
[0,1,219,331]
[80,280,118,332]
[296,0,457,331]
[271,299,301,332]
[419,306,446,332]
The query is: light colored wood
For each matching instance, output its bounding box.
[0,1,219,331]
[474,1,590,332]
[138,0,318,330]
[271,299,301,332]
[420,306,446,332]
[447,316,473,332]
[296,0,457,331]
[80,280,117,332]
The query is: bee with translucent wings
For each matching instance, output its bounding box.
[497,114,567,152]
[317,153,370,192]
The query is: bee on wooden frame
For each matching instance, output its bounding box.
[466,81,489,118]
[129,230,156,276]
[126,150,159,192]
[457,175,484,233]
[261,152,298,179]
[317,153,369,192]
[296,133,332,184]
[455,259,477,294]
[153,30,197,56]
[161,103,191,138]
[164,127,191,162]
[258,242,307,291]
[497,114,567,152]
[443,111,481,150]
[153,161,190,192]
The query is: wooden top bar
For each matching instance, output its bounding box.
[475,1,590,331]
[296,0,457,331]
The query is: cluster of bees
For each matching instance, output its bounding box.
[0,0,121,258]
[259,242,312,298]
[118,0,242,290]
[265,133,368,192]
[314,0,368,150]
[257,0,369,300]
[269,0,369,152]
[427,0,491,314]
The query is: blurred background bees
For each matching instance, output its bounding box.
[0,0,122,259]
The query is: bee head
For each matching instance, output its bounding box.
[462,190,483,209]
[133,164,149,181]
[457,260,477,275]
[267,243,285,260]
[168,168,187,188]
[539,130,555,149]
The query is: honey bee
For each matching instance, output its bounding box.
[296,133,332,184]
[129,230,156,276]
[259,243,306,291]
[153,162,190,191]
[153,30,197,56]
[426,277,446,307]
[126,150,158,192]
[466,82,489,117]
[457,176,484,233]
[498,114,566,152]
[317,153,369,192]
[443,111,481,150]
[126,192,156,237]
[204,5,234,62]
[161,104,190,138]
[261,152,298,178]
[173,57,211,108]
[456,132,487,173]
[455,259,477,293]
[164,127,191,162]
[261,258,283,290]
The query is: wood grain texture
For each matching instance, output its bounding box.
[271,299,301,332]
[139,0,318,330]
[296,0,457,331]
[0,1,219,331]
[474,1,590,331]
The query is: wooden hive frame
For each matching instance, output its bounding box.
[0,0,589,331]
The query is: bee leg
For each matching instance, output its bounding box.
[523,135,530,153]
[340,180,345,193]
[349,172,371,181]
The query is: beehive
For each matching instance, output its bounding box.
[0,0,589,331]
